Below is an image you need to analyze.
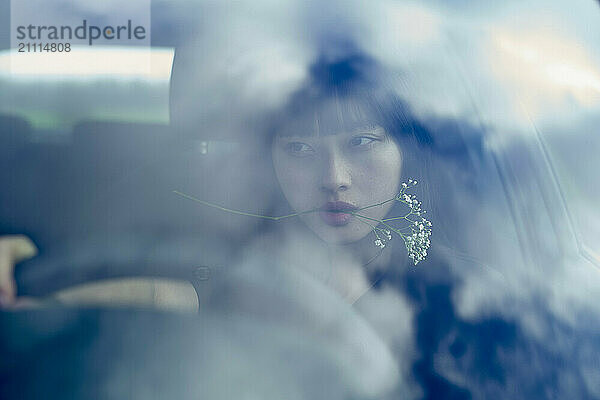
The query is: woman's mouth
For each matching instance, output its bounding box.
[319,201,358,226]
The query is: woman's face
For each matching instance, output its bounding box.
[272,125,403,244]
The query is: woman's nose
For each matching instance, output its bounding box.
[320,151,351,193]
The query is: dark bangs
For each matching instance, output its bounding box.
[267,54,434,149]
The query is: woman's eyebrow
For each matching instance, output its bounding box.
[349,125,385,135]
[275,124,385,139]
[276,134,316,140]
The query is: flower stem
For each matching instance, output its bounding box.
[173,190,319,221]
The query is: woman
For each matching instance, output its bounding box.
[255,56,435,303]
[0,52,451,399]
[0,53,436,307]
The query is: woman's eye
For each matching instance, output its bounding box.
[285,142,314,156]
[349,136,376,147]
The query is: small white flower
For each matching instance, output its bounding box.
[389,183,432,265]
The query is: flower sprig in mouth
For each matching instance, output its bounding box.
[173,178,432,265]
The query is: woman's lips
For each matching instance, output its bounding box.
[319,201,358,226]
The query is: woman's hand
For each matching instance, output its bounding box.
[0,235,37,308]
[0,235,198,311]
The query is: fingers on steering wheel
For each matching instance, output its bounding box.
[0,235,38,308]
